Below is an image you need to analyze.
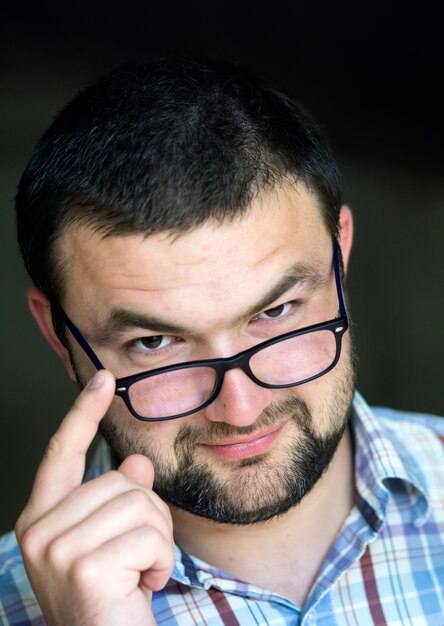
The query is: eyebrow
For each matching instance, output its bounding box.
[91,310,190,346]
[90,261,328,345]
[238,261,328,321]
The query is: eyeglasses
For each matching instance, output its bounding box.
[61,239,348,422]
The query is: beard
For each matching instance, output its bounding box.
[73,332,357,526]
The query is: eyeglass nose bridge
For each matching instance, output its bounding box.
[214,349,258,387]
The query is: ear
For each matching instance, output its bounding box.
[27,286,77,381]
[338,205,353,275]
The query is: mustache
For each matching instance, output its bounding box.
[174,396,311,449]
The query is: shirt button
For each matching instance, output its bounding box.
[305,610,316,625]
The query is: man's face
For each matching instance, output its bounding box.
[60,183,355,524]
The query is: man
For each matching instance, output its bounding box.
[0,58,443,626]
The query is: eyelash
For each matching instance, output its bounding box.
[252,301,298,323]
[125,335,180,358]
[125,299,302,357]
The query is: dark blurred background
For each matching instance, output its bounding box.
[1,1,443,534]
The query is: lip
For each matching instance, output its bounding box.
[199,423,285,461]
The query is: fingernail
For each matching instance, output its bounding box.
[87,371,106,390]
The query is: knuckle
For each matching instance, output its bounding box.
[99,469,126,489]
[70,555,99,589]
[153,496,173,532]
[46,536,70,569]
[127,488,152,513]
[161,501,174,530]
[167,532,176,558]
[19,524,44,562]
[14,511,28,541]
[155,527,173,554]
[44,434,65,460]
[143,526,164,552]
[161,532,175,562]
[156,533,175,577]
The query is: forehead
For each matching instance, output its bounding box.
[61,183,330,325]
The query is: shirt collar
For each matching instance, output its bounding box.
[351,391,430,529]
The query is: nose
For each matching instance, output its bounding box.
[204,368,273,427]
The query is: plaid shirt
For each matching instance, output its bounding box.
[1,392,443,625]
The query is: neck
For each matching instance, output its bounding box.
[170,426,355,605]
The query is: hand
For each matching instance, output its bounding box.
[15,370,174,626]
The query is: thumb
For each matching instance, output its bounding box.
[118,454,155,489]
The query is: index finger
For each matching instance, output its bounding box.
[26,369,116,521]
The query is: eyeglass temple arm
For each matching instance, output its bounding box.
[60,310,106,371]
[333,239,347,318]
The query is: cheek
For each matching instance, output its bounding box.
[283,341,354,432]
[106,400,181,458]
[335,332,355,386]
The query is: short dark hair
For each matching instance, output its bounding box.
[15,56,342,306]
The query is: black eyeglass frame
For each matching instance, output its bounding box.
[61,239,348,422]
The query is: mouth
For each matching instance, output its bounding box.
[199,422,285,461]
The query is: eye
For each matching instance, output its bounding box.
[256,302,292,320]
[133,335,175,351]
